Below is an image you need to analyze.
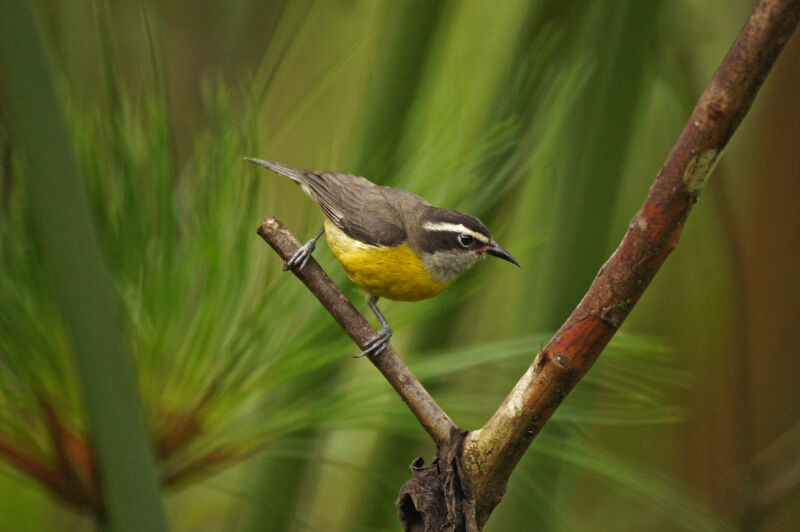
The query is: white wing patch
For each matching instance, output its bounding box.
[421,221,490,243]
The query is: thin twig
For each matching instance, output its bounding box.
[462,0,800,526]
[257,217,457,447]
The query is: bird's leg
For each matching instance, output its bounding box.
[355,295,393,358]
[283,227,324,271]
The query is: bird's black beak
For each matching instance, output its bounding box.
[486,241,519,267]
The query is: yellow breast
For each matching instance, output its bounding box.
[323,219,450,301]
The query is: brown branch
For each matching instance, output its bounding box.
[257,218,458,447]
[462,0,800,526]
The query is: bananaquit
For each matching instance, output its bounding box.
[247,158,519,357]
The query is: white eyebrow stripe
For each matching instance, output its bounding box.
[422,221,490,243]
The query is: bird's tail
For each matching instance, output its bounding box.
[244,158,306,185]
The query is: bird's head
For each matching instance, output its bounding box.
[411,207,519,283]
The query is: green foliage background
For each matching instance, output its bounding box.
[1,1,799,530]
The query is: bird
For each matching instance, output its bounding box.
[246,158,519,358]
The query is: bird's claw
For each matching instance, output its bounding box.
[283,241,316,271]
[354,326,392,358]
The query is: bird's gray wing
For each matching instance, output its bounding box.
[246,159,422,246]
[312,171,411,247]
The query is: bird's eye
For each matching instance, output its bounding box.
[457,234,474,248]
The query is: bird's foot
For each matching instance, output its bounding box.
[283,239,317,271]
[354,326,392,358]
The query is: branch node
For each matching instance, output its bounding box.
[551,353,573,372]
[533,349,547,372]
[397,428,478,532]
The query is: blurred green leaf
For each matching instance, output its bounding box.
[0,1,166,530]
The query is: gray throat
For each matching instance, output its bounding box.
[422,249,484,283]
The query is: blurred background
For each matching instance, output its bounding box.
[1,0,799,530]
